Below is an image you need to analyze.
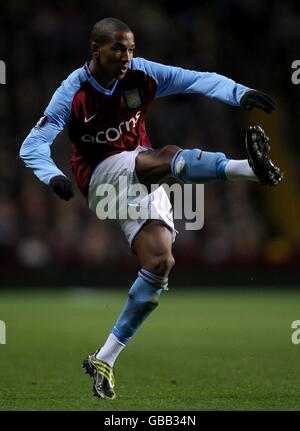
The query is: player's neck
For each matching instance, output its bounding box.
[89,59,116,90]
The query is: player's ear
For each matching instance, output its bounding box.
[91,41,100,58]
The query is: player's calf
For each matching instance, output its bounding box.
[171,149,228,183]
[112,268,168,344]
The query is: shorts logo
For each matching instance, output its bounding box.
[125,89,141,108]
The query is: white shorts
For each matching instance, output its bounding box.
[88,146,176,248]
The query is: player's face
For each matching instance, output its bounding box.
[98,31,135,81]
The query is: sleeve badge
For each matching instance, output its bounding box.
[35,115,48,128]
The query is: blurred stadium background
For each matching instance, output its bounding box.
[1,0,300,288]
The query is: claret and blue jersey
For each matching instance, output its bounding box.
[20,57,250,197]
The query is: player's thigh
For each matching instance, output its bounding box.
[135,145,181,188]
[133,220,175,277]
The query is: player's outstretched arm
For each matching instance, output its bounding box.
[130,58,276,113]
[19,69,84,201]
[20,116,68,189]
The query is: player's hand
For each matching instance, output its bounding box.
[50,175,74,200]
[240,90,276,114]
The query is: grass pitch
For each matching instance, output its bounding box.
[0,287,299,411]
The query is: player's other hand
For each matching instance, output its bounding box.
[50,175,74,200]
[240,90,276,114]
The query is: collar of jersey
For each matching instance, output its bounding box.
[84,62,119,95]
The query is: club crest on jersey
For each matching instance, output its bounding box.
[125,89,141,108]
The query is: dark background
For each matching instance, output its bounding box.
[1,0,300,287]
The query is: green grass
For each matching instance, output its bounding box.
[0,287,300,410]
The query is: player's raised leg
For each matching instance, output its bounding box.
[83,220,174,399]
[135,125,283,187]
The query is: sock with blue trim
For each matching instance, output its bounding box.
[171,149,228,182]
[96,269,168,366]
[171,149,257,182]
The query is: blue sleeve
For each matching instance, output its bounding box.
[19,67,86,185]
[130,57,251,106]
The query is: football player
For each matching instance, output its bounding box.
[20,17,283,399]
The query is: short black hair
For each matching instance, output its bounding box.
[91,18,133,45]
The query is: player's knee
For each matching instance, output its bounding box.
[158,145,182,162]
[149,253,175,277]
